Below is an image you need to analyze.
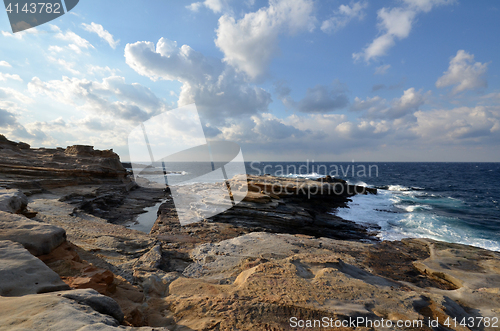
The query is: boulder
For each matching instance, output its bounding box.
[0,290,120,330]
[0,211,66,256]
[0,289,171,330]
[0,240,70,296]
[60,289,124,323]
[0,189,28,213]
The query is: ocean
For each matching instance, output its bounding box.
[130,161,500,251]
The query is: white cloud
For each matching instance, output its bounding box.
[374,64,391,75]
[53,25,94,53]
[47,57,81,75]
[82,22,120,49]
[28,75,166,123]
[187,2,202,11]
[1,28,39,39]
[219,113,309,143]
[0,107,47,142]
[353,0,453,62]
[413,105,500,142]
[321,1,368,33]
[87,65,118,76]
[403,0,455,12]
[215,0,315,80]
[186,0,231,13]
[0,87,33,103]
[48,45,64,53]
[124,38,271,125]
[0,73,22,82]
[351,88,427,119]
[350,96,385,112]
[0,61,11,67]
[436,50,488,94]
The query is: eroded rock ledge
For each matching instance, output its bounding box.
[1,136,499,331]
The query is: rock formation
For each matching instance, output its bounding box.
[0,134,127,191]
[0,135,499,331]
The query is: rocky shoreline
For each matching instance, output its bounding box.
[1,135,500,330]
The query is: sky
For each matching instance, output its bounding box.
[0,0,499,162]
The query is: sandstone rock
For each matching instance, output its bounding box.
[38,241,160,327]
[68,265,115,294]
[0,240,70,296]
[0,136,128,190]
[165,233,500,330]
[153,179,375,243]
[29,199,156,282]
[65,145,97,156]
[134,244,162,271]
[0,188,28,213]
[60,289,125,323]
[0,211,66,256]
[0,289,168,331]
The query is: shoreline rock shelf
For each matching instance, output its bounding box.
[0,135,499,330]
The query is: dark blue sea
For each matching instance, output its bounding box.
[132,161,500,251]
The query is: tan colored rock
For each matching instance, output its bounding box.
[165,233,500,331]
[0,240,70,296]
[0,211,66,256]
[0,289,170,331]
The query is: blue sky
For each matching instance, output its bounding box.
[0,0,499,161]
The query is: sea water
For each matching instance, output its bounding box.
[129,161,500,251]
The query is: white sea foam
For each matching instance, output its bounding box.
[281,172,324,180]
[334,185,500,252]
[387,185,410,191]
[347,180,368,187]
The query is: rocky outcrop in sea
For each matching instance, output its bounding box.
[0,135,499,330]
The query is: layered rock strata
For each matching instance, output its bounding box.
[1,136,499,330]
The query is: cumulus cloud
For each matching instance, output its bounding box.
[0,61,11,67]
[0,107,47,143]
[413,105,500,142]
[254,113,307,140]
[0,73,22,82]
[215,0,315,80]
[82,22,120,49]
[124,38,271,125]
[28,75,166,122]
[353,0,454,62]
[0,87,33,104]
[436,50,488,94]
[0,108,17,126]
[321,1,368,33]
[351,88,427,119]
